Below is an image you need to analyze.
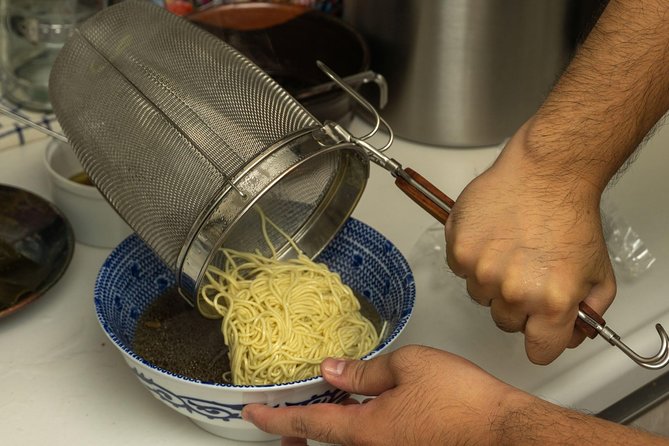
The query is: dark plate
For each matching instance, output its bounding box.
[0,184,74,318]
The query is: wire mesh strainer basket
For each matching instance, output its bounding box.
[48,0,369,302]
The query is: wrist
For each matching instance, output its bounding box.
[490,390,665,446]
[495,119,605,207]
[488,390,540,446]
[524,116,617,194]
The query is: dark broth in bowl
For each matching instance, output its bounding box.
[133,289,231,383]
[132,287,383,384]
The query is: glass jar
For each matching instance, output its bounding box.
[0,0,104,112]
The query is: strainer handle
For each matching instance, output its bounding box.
[394,167,454,224]
[333,130,455,223]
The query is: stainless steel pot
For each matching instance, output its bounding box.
[344,0,577,147]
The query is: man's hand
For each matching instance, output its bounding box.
[242,345,523,446]
[242,345,668,445]
[445,121,617,364]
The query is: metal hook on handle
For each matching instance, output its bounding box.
[577,302,669,369]
[313,61,454,222]
[316,61,394,151]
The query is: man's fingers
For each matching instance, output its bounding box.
[281,436,307,446]
[243,402,357,445]
[524,313,576,365]
[320,354,397,396]
[243,353,401,443]
[569,280,616,348]
[568,328,587,348]
[243,354,400,443]
[341,397,361,406]
[466,280,500,307]
[490,298,527,333]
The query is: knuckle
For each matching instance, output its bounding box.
[347,361,368,389]
[445,255,464,277]
[499,280,530,305]
[448,241,474,268]
[490,304,526,333]
[473,257,499,286]
[542,283,580,317]
[545,296,573,316]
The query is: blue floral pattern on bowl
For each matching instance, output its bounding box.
[133,368,349,421]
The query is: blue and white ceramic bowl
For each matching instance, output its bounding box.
[94,218,415,441]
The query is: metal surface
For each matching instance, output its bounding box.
[189,5,378,125]
[47,0,369,304]
[598,369,669,424]
[344,0,571,147]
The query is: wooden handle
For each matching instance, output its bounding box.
[575,302,606,339]
[394,168,455,225]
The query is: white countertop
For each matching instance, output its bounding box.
[2,117,669,445]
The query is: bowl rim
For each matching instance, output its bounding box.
[94,218,415,390]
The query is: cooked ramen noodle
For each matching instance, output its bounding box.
[197,209,380,385]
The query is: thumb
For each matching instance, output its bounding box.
[320,354,396,396]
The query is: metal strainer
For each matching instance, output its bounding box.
[48,0,372,300]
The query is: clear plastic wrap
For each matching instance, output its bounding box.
[601,196,656,281]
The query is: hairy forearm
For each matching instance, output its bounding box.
[495,394,669,446]
[525,0,669,192]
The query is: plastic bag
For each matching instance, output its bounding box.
[601,196,656,281]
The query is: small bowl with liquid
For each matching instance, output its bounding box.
[94,218,415,441]
[44,138,132,248]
